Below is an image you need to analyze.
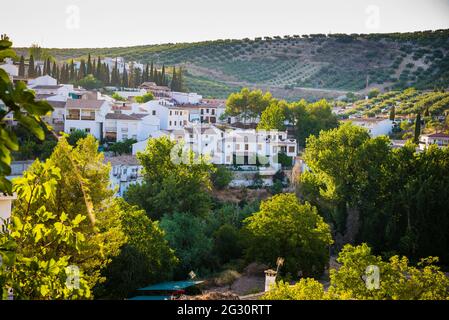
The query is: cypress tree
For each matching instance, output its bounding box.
[96,56,102,79]
[52,61,57,78]
[149,61,154,82]
[122,66,128,88]
[144,63,149,82]
[28,55,35,78]
[104,64,110,85]
[414,113,421,143]
[69,60,75,82]
[170,66,177,91]
[46,58,51,76]
[389,105,395,121]
[87,53,92,75]
[177,66,184,92]
[36,65,42,77]
[79,59,86,80]
[161,64,166,86]
[18,55,25,77]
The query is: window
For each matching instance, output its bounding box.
[152,110,156,116]
[170,111,172,115]
[258,144,262,151]
[70,127,76,132]
[245,144,249,151]
[206,108,209,114]
[174,121,177,126]
[67,109,80,120]
[85,128,90,133]
[201,109,204,114]
[81,110,95,120]
[211,109,215,115]
[288,146,295,153]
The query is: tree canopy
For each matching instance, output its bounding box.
[243,193,333,277]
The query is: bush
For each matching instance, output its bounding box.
[211,165,233,190]
[67,129,88,146]
[213,224,243,264]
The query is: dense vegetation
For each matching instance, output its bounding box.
[300,123,449,265]
[15,29,449,98]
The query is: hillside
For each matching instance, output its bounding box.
[15,30,449,100]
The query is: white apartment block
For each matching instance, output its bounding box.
[132,124,297,171]
[64,99,111,139]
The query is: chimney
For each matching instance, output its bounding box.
[264,269,277,292]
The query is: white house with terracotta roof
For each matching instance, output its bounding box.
[64,98,111,139]
[419,133,449,150]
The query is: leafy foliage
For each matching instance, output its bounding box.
[0,35,53,192]
[243,193,333,277]
[124,136,214,219]
[263,244,449,300]
[95,199,177,299]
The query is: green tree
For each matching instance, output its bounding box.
[243,193,333,277]
[211,165,233,190]
[160,212,213,277]
[96,199,178,299]
[18,55,25,77]
[288,99,338,147]
[135,92,154,103]
[76,74,103,90]
[389,105,396,121]
[111,92,126,101]
[226,88,273,124]
[67,129,88,146]
[368,88,380,99]
[124,136,214,219]
[27,54,35,78]
[414,112,421,143]
[108,138,137,155]
[257,101,286,131]
[0,160,92,299]
[0,35,53,193]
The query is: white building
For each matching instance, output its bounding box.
[168,107,190,130]
[0,59,18,77]
[104,113,160,142]
[28,75,57,87]
[342,118,393,137]
[170,91,202,104]
[132,124,297,171]
[419,133,449,150]
[64,98,111,139]
[105,155,142,197]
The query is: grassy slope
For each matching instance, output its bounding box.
[14,30,449,100]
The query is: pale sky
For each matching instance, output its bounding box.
[1,0,449,48]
